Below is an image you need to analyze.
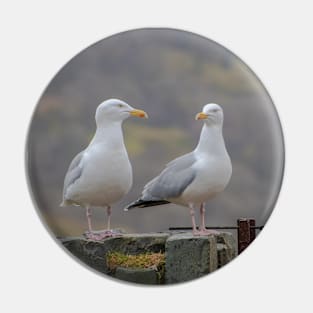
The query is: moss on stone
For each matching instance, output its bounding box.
[106,251,165,272]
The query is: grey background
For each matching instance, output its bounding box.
[26,29,284,237]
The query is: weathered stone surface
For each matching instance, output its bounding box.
[60,231,236,284]
[165,233,218,284]
[114,267,159,285]
[61,233,169,274]
[216,232,237,268]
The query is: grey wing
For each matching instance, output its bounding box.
[61,150,85,203]
[142,152,197,200]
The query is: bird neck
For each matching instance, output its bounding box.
[90,121,126,150]
[194,123,227,155]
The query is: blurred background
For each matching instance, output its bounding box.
[27,28,284,237]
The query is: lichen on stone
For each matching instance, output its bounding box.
[106,251,165,272]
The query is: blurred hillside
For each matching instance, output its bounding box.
[27,29,284,236]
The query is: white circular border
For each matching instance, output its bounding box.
[1,1,312,312]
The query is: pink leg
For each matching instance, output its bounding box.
[85,206,103,240]
[90,206,118,240]
[198,203,219,235]
[86,205,93,232]
[189,204,198,235]
[84,205,119,241]
[200,203,206,231]
[107,206,111,230]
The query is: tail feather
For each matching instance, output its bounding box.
[124,198,170,211]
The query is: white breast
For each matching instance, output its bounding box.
[67,143,133,207]
[180,154,232,205]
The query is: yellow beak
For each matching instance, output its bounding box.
[195,112,208,120]
[129,109,148,118]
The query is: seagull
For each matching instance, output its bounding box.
[124,103,232,236]
[61,99,148,240]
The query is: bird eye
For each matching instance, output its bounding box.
[212,109,219,113]
[118,104,123,108]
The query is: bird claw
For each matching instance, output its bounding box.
[84,229,122,241]
[193,229,220,236]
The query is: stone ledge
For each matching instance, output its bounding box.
[115,267,160,285]
[60,231,236,284]
[165,233,217,283]
[61,233,169,275]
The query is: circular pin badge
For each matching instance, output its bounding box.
[26,28,284,285]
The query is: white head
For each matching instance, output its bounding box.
[195,103,224,126]
[95,98,148,126]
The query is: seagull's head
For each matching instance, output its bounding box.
[195,103,224,126]
[95,99,148,125]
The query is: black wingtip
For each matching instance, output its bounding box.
[124,199,170,211]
